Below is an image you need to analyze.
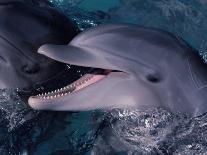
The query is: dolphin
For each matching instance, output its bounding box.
[28,24,207,117]
[0,0,78,88]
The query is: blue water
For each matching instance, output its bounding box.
[1,0,207,154]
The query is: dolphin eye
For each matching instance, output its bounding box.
[21,64,40,74]
[146,74,161,83]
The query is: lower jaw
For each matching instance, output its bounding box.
[30,69,113,100]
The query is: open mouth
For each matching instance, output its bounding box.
[30,69,116,100]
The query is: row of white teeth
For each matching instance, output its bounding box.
[35,75,94,99]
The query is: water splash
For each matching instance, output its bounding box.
[0,89,38,132]
[92,109,207,154]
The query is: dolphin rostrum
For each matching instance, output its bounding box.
[29,24,207,117]
[0,0,78,88]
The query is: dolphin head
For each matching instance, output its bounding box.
[29,24,207,116]
[0,0,78,88]
[29,24,182,111]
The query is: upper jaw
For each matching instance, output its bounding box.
[37,44,128,73]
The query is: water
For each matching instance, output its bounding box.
[1,0,207,154]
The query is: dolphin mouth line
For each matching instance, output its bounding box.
[30,69,118,100]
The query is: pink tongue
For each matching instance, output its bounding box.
[74,74,106,92]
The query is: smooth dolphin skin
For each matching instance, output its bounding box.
[29,24,207,117]
[0,0,78,88]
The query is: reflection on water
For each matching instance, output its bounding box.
[1,0,207,154]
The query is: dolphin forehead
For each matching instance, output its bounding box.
[70,24,188,60]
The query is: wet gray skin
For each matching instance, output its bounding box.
[29,24,207,117]
[0,0,78,88]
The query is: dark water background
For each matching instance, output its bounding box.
[1,0,207,154]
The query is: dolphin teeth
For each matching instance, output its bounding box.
[35,80,80,99]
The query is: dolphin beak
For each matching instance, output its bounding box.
[38,44,123,71]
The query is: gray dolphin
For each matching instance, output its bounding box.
[0,0,78,88]
[28,24,207,117]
